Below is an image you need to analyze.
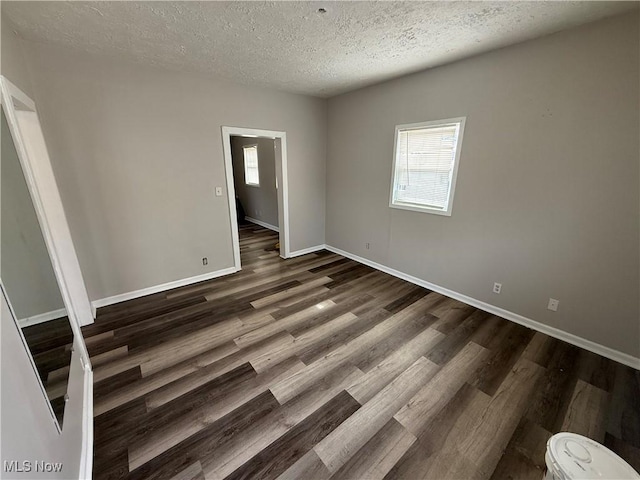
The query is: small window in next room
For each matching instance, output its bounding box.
[390,117,466,216]
[243,144,260,186]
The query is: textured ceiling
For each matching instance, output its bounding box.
[2,1,638,97]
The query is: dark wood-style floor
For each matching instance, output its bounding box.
[22,316,73,425]
[83,224,640,480]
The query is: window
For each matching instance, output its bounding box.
[243,145,260,186]
[390,117,466,216]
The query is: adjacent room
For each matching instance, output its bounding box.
[1,2,639,479]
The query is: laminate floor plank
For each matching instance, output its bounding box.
[105,364,258,463]
[309,260,364,280]
[444,357,544,479]
[169,461,205,480]
[425,309,491,365]
[90,345,129,369]
[605,433,640,472]
[308,257,353,274]
[384,382,483,480]
[144,333,295,409]
[200,366,364,480]
[94,341,240,416]
[524,340,581,432]
[84,225,639,480]
[347,326,445,405]
[382,285,430,314]
[84,295,208,337]
[576,350,616,393]
[331,418,416,480]
[471,321,535,396]
[93,318,247,382]
[127,392,282,480]
[351,309,437,373]
[94,366,141,401]
[276,450,331,480]
[489,418,551,480]
[430,303,477,335]
[521,331,556,367]
[314,356,437,473]
[394,341,490,437]
[270,295,440,405]
[128,359,305,471]
[297,307,393,365]
[606,364,640,447]
[287,293,375,337]
[250,276,332,309]
[225,391,360,480]
[233,300,335,348]
[561,379,609,441]
[250,312,357,373]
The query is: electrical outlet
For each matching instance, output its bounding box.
[493,282,502,294]
[547,298,559,312]
[202,257,208,266]
[365,242,370,250]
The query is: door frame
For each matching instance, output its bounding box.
[0,76,94,341]
[221,126,290,269]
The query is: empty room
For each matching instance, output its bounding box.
[1,2,639,479]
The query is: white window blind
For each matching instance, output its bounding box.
[243,145,259,186]
[390,118,465,216]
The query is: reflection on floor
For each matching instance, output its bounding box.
[22,316,73,425]
[83,224,640,479]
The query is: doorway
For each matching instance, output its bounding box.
[221,126,290,270]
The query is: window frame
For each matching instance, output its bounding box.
[243,144,260,187]
[389,117,466,217]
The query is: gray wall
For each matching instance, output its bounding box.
[20,41,326,301]
[326,13,640,357]
[231,136,279,228]
[1,15,86,478]
[1,16,33,97]
[1,109,65,320]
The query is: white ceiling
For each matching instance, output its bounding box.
[3,1,638,97]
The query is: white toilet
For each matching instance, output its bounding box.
[545,432,640,479]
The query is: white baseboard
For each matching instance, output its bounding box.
[325,244,640,370]
[288,245,326,258]
[78,366,93,480]
[245,217,279,233]
[19,307,67,328]
[91,266,239,310]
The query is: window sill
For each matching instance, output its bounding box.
[389,202,452,216]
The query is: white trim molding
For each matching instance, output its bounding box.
[325,244,640,370]
[78,365,93,480]
[1,77,94,332]
[244,216,279,233]
[91,266,238,310]
[288,245,326,258]
[19,308,67,328]
[221,126,291,265]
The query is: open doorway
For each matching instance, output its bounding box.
[221,127,290,270]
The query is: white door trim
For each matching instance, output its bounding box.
[0,76,93,352]
[221,126,290,268]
